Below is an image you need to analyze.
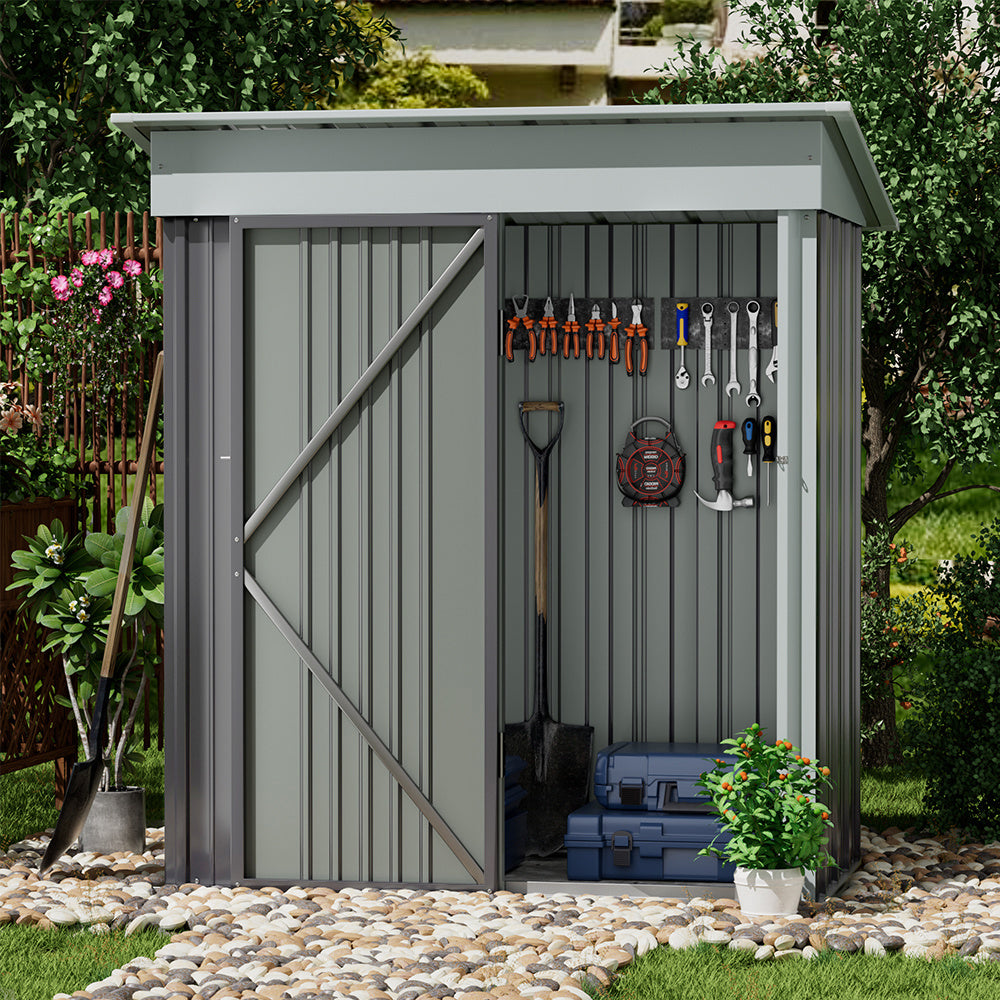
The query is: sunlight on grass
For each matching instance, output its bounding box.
[861,764,928,835]
[0,924,172,1000]
[593,942,1000,1000]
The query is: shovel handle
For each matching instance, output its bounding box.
[98,351,164,683]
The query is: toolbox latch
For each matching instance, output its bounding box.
[611,830,633,867]
[656,780,715,813]
[618,778,645,806]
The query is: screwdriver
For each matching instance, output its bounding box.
[761,414,776,506]
[741,417,758,477]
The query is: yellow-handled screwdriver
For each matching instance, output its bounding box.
[761,414,776,506]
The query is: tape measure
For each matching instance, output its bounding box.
[615,417,685,508]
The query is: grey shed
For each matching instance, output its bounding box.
[113,103,896,899]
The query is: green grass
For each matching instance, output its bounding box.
[860,762,929,834]
[0,923,172,1000]
[589,943,1000,1000]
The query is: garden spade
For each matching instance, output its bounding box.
[504,401,594,857]
[39,351,164,876]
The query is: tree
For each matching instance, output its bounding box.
[644,0,1000,765]
[0,0,400,212]
[323,45,490,110]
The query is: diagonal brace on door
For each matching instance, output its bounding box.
[243,571,486,884]
[244,227,485,543]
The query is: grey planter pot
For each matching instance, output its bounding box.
[80,786,146,855]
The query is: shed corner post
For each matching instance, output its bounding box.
[776,209,820,897]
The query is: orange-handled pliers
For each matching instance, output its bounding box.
[585,303,605,360]
[537,297,558,357]
[625,301,648,377]
[607,301,621,364]
[505,295,535,362]
[562,293,580,359]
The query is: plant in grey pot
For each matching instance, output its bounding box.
[697,723,836,917]
[8,501,164,855]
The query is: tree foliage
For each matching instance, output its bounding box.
[0,0,401,212]
[644,0,1000,545]
[324,46,490,110]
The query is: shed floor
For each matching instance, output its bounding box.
[504,851,737,899]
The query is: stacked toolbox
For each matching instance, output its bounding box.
[564,742,738,882]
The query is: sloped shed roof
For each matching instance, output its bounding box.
[112,103,896,230]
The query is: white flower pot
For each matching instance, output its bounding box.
[734,865,805,917]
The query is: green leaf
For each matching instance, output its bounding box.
[83,567,120,597]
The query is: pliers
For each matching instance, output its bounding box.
[607,302,621,364]
[537,297,558,357]
[562,293,580,359]
[585,302,605,360]
[505,295,535,362]
[625,300,648,376]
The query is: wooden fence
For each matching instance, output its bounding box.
[1,211,165,799]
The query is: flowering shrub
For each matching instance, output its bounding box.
[1,242,161,405]
[7,504,164,791]
[697,723,836,872]
[0,380,80,502]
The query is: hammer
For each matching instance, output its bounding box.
[694,420,754,512]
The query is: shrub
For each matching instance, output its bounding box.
[902,518,1000,833]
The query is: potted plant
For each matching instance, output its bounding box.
[7,501,164,855]
[657,0,717,41]
[697,723,836,917]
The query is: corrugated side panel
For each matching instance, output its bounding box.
[243,226,488,886]
[815,213,862,892]
[164,218,237,887]
[499,223,779,758]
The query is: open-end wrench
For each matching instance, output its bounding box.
[725,301,740,398]
[674,301,690,389]
[745,300,761,407]
[700,301,715,386]
[766,300,778,382]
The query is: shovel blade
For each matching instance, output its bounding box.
[505,717,593,858]
[38,756,104,875]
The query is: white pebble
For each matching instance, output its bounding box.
[864,938,886,957]
[754,944,774,960]
[157,908,190,930]
[44,906,79,926]
[668,926,698,950]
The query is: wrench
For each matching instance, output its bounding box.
[674,301,690,389]
[745,300,761,407]
[766,300,778,382]
[725,301,740,398]
[700,301,715,386]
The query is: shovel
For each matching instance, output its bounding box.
[504,401,594,857]
[39,351,164,876]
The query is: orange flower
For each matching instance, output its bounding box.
[821,811,829,820]
[740,771,748,781]
[821,767,830,776]
[783,741,792,750]
[802,757,810,765]
[779,773,787,780]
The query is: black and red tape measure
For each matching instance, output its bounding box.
[615,417,685,508]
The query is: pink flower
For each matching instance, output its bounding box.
[98,286,113,306]
[50,274,72,300]
[107,270,124,289]
[98,248,114,269]
[70,268,84,287]
[23,403,42,427]
[91,306,102,323]
[122,259,142,277]
[81,249,100,266]
[0,409,23,433]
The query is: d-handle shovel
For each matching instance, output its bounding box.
[39,351,164,877]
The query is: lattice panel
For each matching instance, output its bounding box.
[0,609,77,772]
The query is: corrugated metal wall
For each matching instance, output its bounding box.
[815,213,863,889]
[499,223,780,754]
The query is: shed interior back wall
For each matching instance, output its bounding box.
[500,223,780,753]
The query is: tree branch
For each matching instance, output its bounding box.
[889,456,958,533]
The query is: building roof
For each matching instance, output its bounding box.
[111,103,897,230]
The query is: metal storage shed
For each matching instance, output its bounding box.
[113,103,896,899]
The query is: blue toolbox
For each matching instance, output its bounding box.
[564,802,735,881]
[593,742,735,812]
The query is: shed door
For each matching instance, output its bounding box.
[237,217,498,888]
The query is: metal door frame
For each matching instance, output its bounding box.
[227,213,500,889]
